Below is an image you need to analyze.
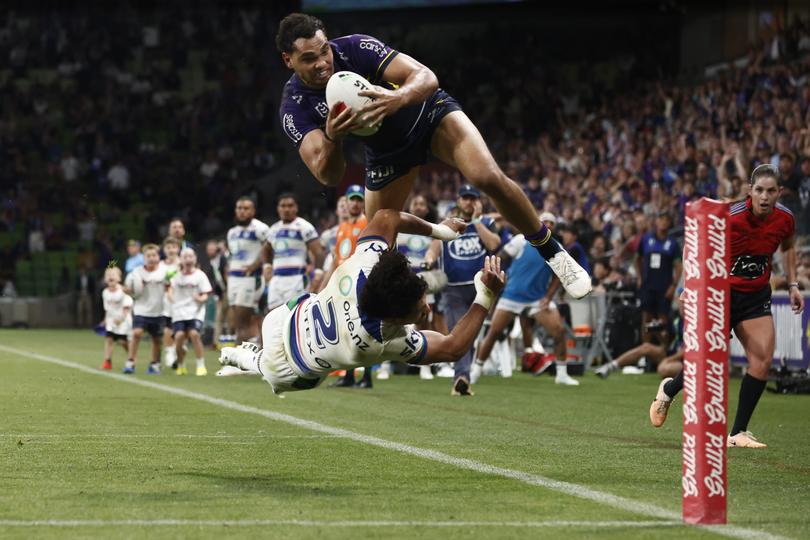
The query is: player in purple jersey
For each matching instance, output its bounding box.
[275,13,591,300]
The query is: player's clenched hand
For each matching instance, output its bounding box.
[325,101,359,142]
[480,256,506,296]
[440,217,467,235]
[789,287,804,314]
[357,85,404,127]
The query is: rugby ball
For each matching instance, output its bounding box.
[325,71,381,136]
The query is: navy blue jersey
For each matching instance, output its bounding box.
[279,34,425,155]
[440,217,498,286]
[637,232,681,289]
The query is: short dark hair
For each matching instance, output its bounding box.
[749,163,780,186]
[277,192,297,204]
[236,196,256,207]
[276,13,326,53]
[359,250,427,320]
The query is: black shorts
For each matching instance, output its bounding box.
[730,286,772,330]
[639,288,671,317]
[364,89,462,190]
[105,331,129,342]
[133,315,164,338]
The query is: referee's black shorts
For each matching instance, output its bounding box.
[730,285,772,330]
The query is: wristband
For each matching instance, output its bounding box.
[473,271,497,310]
[788,282,800,289]
[430,223,459,241]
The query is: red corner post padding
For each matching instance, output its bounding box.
[681,198,730,525]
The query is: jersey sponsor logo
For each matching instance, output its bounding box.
[311,298,339,348]
[730,255,767,279]
[342,299,369,351]
[283,113,303,143]
[363,242,384,254]
[399,330,421,358]
[367,165,394,182]
[315,101,329,118]
[292,94,303,104]
[359,39,389,58]
[338,276,352,296]
[448,236,485,260]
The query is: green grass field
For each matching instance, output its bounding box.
[1,329,808,539]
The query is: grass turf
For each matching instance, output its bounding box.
[1,329,808,539]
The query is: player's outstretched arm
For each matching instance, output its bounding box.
[415,257,506,365]
[360,209,466,248]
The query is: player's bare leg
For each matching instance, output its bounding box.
[431,111,590,298]
[188,329,207,376]
[595,342,665,379]
[535,307,578,386]
[231,305,255,345]
[174,331,188,375]
[727,317,774,448]
[364,167,419,219]
[471,309,515,383]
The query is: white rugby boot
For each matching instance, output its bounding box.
[547,248,592,299]
[219,342,262,374]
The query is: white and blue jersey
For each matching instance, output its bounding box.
[280,236,427,379]
[268,217,319,277]
[397,233,431,272]
[501,235,552,303]
[227,219,272,277]
[440,217,498,286]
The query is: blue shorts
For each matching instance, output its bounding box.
[172,319,203,335]
[133,315,164,338]
[364,89,462,190]
[639,288,671,317]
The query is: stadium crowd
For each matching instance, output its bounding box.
[0,9,808,378]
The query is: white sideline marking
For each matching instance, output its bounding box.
[0,344,789,540]
[0,519,682,528]
[3,433,334,440]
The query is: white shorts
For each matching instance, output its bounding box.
[228,276,259,308]
[496,297,556,317]
[267,274,307,311]
[259,302,326,395]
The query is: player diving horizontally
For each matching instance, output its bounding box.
[219,209,506,394]
[276,13,590,300]
[649,164,805,448]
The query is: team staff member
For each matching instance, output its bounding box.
[275,13,590,300]
[650,165,805,448]
[426,184,500,396]
[635,211,682,342]
[471,213,579,387]
[226,197,272,345]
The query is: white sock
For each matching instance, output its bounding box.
[125,360,135,369]
[609,360,619,371]
[524,346,534,354]
[196,358,205,369]
[556,362,568,377]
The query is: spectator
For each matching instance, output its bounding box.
[125,239,144,274]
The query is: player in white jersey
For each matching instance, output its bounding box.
[161,237,182,368]
[169,248,213,376]
[226,197,272,344]
[266,193,323,311]
[219,209,506,395]
[124,243,168,374]
[318,196,349,280]
[100,267,133,372]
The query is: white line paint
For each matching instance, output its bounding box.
[0,344,790,540]
[0,519,682,528]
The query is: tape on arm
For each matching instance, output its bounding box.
[473,271,497,310]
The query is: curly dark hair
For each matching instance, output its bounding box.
[359,250,427,320]
[276,13,326,53]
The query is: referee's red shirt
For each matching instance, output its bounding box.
[729,197,795,293]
